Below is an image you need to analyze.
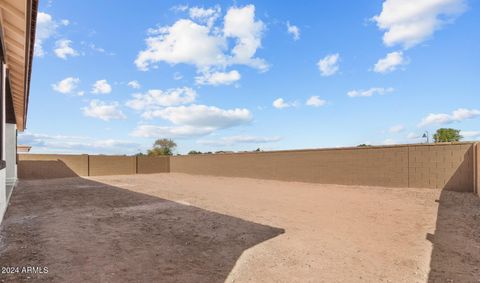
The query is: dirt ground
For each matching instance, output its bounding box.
[0,173,479,282]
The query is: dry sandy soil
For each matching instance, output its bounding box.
[0,173,479,282]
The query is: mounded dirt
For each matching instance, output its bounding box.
[0,173,479,282]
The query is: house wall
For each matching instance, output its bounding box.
[5,123,16,191]
[475,143,480,195]
[0,168,6,222]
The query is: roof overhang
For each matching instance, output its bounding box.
[0,0,37,131]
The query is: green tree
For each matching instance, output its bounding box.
[147,139,177,156]
[433,128,462,143]
[188,150,202,155]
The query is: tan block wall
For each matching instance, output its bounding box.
[171,143,475,191]
[137,156,170,174]
[171,146,410,187]
[18,154,88,179]
[88,156,136,176]
[408,144,474,192]
[475,143,479,195]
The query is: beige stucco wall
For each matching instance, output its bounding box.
[88,156,136,176]
[137,156,170,174]
[171,143,475,191]
[18,154,88,179]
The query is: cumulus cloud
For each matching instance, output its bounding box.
[135,4,267,82]
[372,0,467,48]
[91,79,112,94]
[317,53,340,76]
[189,6,221,27]
[54,39,79,59]
[131,104,252,138]
[347,87,394,98]
[35,12,59,57]
[195,70,241,85]
[18,132,139,155]
[373,51,407,73]
[388,124,405,133]
[82,100,126,121]
[126,87,196,110]
[306,96,326,107]
[52,77,80,94]
[127,80,141,89]
[418,108,480,127]
[198,135,281,146]
[272,98,295,109]
[142,104,252,127]
[286,21,300,40]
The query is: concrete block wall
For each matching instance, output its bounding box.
[171,143,476,192]
[171,146,410,187]
[137,156,170,174]
[408,144,474,191]
[18,154,89,179]
[88,156,136,176]
[475,143,479,195]
[17,143,478,192]
[18,154,170,179]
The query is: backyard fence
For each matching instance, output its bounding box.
[18,154,169,179]
[18,142,480,193]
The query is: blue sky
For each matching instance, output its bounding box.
[20,0,480,154]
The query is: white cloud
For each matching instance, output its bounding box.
[82,100,126,121]
[52,77,80,94]
[287,21,300,40]
[18,132,139,155]
[224,5,268,71]
[136,19,227,71]
[418,108,480,127]
[91,79,112,94]
[195,70,241,85]
[388,124,405,133]
[272,98,295,109]
[372,0,467,48]
[54,39,79,59]
[373,51,407,73]
[127,80,141,89]
[135,4,267,76]
[189,6,221,27]
[126,87,196,110]
[460,131,480,139]
[383,138,397,145]
[131,104,252,138]
[131,125,215,138]
[34,12,59,57]
[142,104,252,128]
[306,96,326,107]
[347,87,394,98]
[198,135,281,146]
[317,53,340,76]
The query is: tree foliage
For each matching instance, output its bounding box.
[188,150,202,155]
[433,128,462,143]
[147,138,177,156]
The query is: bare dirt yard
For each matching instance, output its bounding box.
[0,173,479,282]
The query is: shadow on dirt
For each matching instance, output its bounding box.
[0,177,284,282]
